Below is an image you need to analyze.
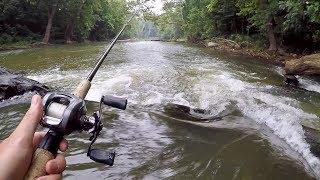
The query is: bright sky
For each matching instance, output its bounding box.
[147,0,164,15]
[127,0,164,15]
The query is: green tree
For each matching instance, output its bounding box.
[156,1,184,40]
[237,0,320,52]
[88,0,129,41]
[27,0,60,44]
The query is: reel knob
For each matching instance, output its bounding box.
[88,150,115,166]
[102,95,127,110]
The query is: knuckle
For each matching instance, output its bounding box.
[60,139,68,151]
[56,155,66,171]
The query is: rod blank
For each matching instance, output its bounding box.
[87,16,134,82]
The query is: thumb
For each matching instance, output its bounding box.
[12,95,43,140]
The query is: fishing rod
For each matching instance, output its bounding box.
[87,17,132,82]
[24,16,134,180]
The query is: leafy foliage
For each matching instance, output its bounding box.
[157,0,320,52]
[0,0,134,44]
[156,1,184,40]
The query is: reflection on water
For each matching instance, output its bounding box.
[1,41,320,179]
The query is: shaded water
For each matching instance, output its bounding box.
[1,41,320,179]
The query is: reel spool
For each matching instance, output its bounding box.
[42,93,86,135]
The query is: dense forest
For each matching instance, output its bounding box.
[156,0,320,54]
[0,0,136,46]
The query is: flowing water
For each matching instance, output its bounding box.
[1,41,320,179]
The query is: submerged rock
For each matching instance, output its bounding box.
[285,53,320,76]
[163,103,241,122]
[0,67,49,101]
[284,74,299,86]
[163,103,320,158]
[303,126,320,157]
[164,103,214,122]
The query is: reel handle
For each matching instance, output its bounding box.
[102,95,127,110]
[24,131,63,180]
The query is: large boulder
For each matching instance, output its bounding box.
[0,67,49,101]
[285,53,320,76]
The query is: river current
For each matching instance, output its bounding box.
[1,41,320,179]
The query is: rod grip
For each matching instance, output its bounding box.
[73,79,91,99]
[24,148,54,180]
[24,131,62,179]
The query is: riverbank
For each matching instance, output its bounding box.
[0,40,62,51]
[168,38,320,81]
[205,38,297,66]
[0,39,140,52]
[172,38,296,66]
[0,41,32,51]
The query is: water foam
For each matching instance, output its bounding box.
[194,72,320,177]
[299,77,320,93]
[274,66,320,94]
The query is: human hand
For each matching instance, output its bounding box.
[0,95,68,180]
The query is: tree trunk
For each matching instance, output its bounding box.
[267,17,277,51]
[64,20,75,44]
[258,0,277,51]
[148,25,151,38]
[64,1,87,43]
[43,6,57,44]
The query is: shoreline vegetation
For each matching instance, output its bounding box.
[0,0,134,51]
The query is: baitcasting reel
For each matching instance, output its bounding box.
[40,92,127,166]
